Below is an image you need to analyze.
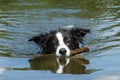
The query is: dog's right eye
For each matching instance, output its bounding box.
[53,39,58,44]
[53,41,56,44]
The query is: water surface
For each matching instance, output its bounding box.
[0,0,120,80]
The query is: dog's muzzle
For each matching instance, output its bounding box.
[55,32,70,57]
[56,44,70,57]
[59,48,66,55]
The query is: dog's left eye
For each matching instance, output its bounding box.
[67,39,71,42]
[64,38,71,43]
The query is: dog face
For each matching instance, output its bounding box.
[29,28,90,57]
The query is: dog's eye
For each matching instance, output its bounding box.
[53,41,56,44]
[67,39,71,42]
[65,38,71,43]
[53,40,58,44]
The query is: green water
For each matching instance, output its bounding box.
[0,0,120,80]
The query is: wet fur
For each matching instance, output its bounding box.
[29,28,90,54]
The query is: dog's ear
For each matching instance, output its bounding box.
[28,33,48,47]
[71,28,90,37]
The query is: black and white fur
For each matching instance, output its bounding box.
[29,26,90,57]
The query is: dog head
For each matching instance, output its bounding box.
[29,28,90,57]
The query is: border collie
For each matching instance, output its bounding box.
[29,26,90,57]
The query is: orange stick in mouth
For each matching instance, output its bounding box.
[18,46,90,57]
[70,46,90,56]
[37,46,90,57]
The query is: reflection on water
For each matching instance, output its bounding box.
[29,55,96,74]
[56,57,70,73]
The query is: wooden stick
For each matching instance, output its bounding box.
[35,46,90,57]
[70,46,90,56]
[18,46,90,57]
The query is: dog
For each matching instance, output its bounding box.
[28,26,90,57]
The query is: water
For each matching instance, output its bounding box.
[0,0,120,80]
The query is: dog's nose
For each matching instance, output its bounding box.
[59,48,66,55]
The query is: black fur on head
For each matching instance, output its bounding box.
[28,32,57,54]
[28,28,90,54]
[28,33,49,47]
[70,28,90,43]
